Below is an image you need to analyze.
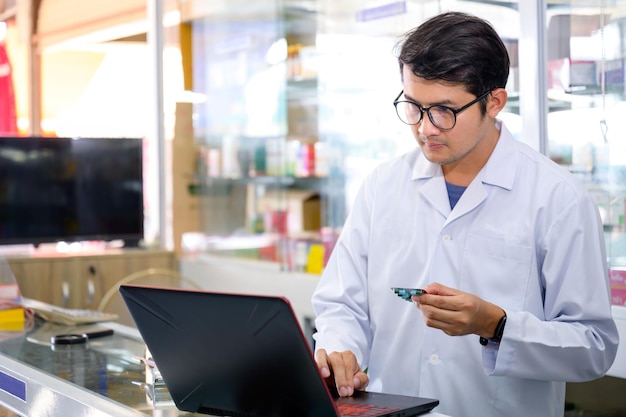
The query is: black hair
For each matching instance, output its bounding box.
[395,12,510,111]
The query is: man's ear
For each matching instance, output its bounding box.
[487,88,508,117]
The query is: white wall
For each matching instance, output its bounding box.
[180,254,320,330]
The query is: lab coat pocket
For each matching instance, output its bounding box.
[462,233,533,309]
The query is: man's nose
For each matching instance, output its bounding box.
[417,113,441,136]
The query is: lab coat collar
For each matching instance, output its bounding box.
[479,121,517,191]
[411,120,517,192]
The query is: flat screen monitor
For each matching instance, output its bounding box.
[0,136,144,246]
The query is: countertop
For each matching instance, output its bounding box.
[0,316,449,416]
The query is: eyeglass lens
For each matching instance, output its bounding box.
[396,102,456,130]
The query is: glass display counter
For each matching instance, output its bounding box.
[0,319,206,416]
[0,313,451,416]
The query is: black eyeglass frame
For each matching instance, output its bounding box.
[393,89,493,130]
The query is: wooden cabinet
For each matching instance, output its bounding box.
[7,257,79,308]
[7,249,176,309]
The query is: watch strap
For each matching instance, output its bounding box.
[479,311,507,346]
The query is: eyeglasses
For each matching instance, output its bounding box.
[393,89,492,130]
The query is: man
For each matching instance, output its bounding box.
[312,11,618,417]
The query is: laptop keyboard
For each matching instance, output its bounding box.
[336,402,400,417]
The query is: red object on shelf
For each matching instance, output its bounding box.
[609,268,626,306]
[0,42,17,135]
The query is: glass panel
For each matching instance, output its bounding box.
[188,1,315,269]
[185,0,521,272]
[316,0,521,215]
[545,1,626,305]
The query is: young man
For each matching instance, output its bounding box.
[312,11,618,417]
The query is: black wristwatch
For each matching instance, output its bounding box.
[479,311,507,346]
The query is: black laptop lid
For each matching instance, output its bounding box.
[120,285,439,417]
[119,284,339,416]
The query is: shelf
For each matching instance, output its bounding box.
[188,176,330,196]
[287,77,318,98]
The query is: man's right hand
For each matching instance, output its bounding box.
[314,348,369,397]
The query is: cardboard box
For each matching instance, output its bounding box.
[250,189,321,233]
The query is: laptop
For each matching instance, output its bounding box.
[119,284,439,417]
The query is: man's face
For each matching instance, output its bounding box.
[400,66,498,173]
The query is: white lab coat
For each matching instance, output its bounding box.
[312,122,619,417]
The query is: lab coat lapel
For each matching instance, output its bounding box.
[446,181,488,223]
[413,155,451,218]
[419,176,486,225]
[420,176,451,218]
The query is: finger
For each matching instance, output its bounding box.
[423,282,458,296]
[328,351,358,397]
[314,349,331,378]
[354,370,369,390]
[419,291,465,312]
[420,300,476,336]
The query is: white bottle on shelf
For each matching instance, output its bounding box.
[314,141,330,177]
[221,135,240,178]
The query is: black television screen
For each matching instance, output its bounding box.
[0,136,144,246]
